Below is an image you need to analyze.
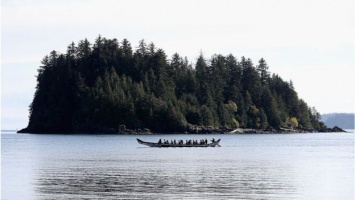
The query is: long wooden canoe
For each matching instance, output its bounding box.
[137,138,221,147]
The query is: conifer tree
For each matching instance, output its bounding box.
[256,58,270,85]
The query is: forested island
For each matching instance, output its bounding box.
[19,36,338,134]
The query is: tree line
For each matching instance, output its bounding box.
[23,36,326,133]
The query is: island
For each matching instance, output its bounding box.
[18,36,345,134]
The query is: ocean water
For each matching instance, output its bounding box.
[1,131,354,199]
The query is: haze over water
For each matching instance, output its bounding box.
[2,131,354,199]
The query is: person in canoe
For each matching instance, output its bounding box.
[158,139,162,144]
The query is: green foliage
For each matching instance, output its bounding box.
[297,100,312,129]
[231,118,240,129]
[256,58,270,85]
[26,36,325,133]
[287,117,299,128]
[259,108,268,129]
[261,87,281,128]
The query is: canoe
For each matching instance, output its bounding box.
[137,138,221,148]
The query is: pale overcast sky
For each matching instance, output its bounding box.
[1,0,354,130]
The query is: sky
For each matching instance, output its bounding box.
[1,0,354,130]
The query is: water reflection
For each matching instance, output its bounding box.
[3,133,352,199]
[35,159,296,199]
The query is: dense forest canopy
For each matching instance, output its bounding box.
[23,36,326,133]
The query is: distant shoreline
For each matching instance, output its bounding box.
[16,126,347,134]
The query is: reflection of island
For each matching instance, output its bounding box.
[20,36,328,134]
[34,159,297,199]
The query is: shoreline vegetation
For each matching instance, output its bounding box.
[19,36,340,135]
[18,125,346,134]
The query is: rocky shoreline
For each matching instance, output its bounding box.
[17,125,347,134]
[225,126,347,134]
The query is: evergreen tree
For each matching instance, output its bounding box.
[195,53,211,105]
[256,58,270,85]
[297,99,312,129]
[242,58,262,106]
[261,87,281,128]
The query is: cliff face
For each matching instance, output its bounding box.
[19,36,326,134]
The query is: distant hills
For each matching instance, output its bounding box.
[321,113,354,129]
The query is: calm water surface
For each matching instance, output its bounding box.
[2,131,354,199]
